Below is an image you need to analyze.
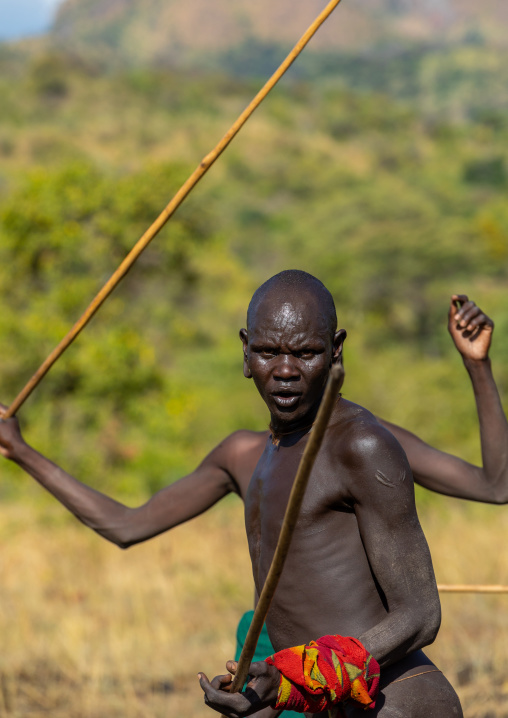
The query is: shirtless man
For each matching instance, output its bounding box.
[0,276,502,712]
[196,270,461,717]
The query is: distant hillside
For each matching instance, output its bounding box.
[50,0,508,70]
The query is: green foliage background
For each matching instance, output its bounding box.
[1,41,507,505]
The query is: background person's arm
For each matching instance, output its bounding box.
[0,410,247,548]
[380,295,508,504]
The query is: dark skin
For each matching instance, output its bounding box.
[198,286,461,718]
[0,293,500,715]
[384,295,508,503]
[0,295,502,543]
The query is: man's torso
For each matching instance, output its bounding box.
[244,399,390,651]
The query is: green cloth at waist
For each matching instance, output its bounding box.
[234,610,301,718]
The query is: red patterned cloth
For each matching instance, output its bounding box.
[265,635,380,714]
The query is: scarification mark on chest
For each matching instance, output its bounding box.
[375,469,406,488]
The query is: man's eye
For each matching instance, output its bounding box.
[259,349,277,358]
[295,351,315,360]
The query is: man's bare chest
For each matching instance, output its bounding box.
[244,438,355,570]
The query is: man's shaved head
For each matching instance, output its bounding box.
[247,270,337,339]
[241,270,345,431]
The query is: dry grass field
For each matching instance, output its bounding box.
[1,492,508,718]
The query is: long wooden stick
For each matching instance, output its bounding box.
[226,364,344,700]
[438,584,508,593]
[1,0,343,420]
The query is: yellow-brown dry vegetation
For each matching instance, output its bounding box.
[1,492,508,718]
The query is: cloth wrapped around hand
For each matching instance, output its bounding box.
[264,634,380,713]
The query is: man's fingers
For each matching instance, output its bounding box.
[459,306,482,327]
[198,672,252,717]
[246,661,271,677]
[449,295,494,358]
[212,673,233,691]
[451,294,468,316]
[450,295,493,327]
[453,299,474,321]
[453,302,489,329]
[198,661,277,716]
[198,672,220,706]
[199,670,236,694]
[198,672,212,691]
[198,674,220,711]
[226,660,238,675]
[457,306,493,331]
[465,313,493,331]
[451,294,468,305]
[449,295,467,323]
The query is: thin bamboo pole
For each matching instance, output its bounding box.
[1,0,343,420]
[438,585,508,593]
[225,364,344,702]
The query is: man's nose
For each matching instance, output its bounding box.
[273,354,300,381]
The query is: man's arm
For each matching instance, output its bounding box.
[0,411,251,548]
[351,425,440,668]
[379,296,508,504]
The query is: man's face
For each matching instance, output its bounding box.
[240,294,344,430]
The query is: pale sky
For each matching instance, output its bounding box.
[0,0,65,41]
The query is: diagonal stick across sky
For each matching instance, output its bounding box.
[1,0,344,420]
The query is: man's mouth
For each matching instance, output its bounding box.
[271,390,302,409]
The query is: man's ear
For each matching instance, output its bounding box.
[331,328,347,366]
[239,328,252,379]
